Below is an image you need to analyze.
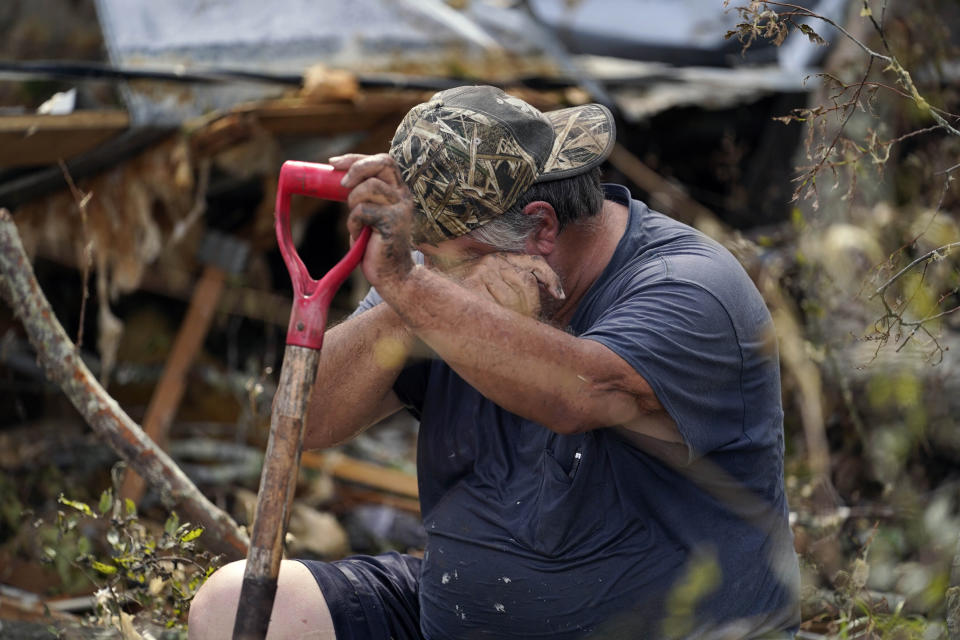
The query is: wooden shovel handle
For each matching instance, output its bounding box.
[233,344,319,639]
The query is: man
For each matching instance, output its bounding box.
[190,85,800,639]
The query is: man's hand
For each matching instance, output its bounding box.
[446,253,565,319]
[329,153,416,290]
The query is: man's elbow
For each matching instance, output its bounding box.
[541,403,614,436]
[543,392,659,436]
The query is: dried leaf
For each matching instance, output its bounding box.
[851,557,869,590]
[117,610,145,640]
[798,23,827,46]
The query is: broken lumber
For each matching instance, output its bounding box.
[120,263,227,504]
[0,110,129,168]
[300,451,419,500]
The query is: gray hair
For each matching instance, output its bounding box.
[466,167,604,252]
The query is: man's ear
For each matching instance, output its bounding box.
[523,201,559,255]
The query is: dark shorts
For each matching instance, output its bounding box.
[297,552,423,640]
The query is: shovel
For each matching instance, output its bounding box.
[233,160,371,639]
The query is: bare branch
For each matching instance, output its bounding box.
[791,59,877,203]
[171,157,212,245]
[938,162,960,176]
[736,1,894,61]
[57,160,94,348]
[872,242,960,298]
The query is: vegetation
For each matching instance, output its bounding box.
[726,1,960,637]
[40,466,220,638]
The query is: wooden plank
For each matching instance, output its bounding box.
[232,93,428,136]
[252,107,401,135]
[335,485,421,515]
[300,450,419,500]
[0,110,129,168]
[120,264,227,504]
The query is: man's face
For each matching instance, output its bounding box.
[417,234,502,273]
[417,234,565,322]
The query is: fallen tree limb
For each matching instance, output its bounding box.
[0,208,249,561]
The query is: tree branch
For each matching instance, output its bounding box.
[57,159,94,348]
[765,1,893,61]
[872,241,960,298]
[0,208,249,561]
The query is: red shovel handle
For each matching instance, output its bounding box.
[275,160,372,349]
[234,161,372,640]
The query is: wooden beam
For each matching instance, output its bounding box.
[335,485,421,515]
[0,110,129,168]
[300,450,419,500]
[231,93,428,136]
[120,264,227,504]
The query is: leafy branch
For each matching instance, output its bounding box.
[867,242,960,362]
[46,472,221,637]
[725,1,960,359]
[727,1,960,201]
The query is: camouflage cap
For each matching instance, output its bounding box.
[389,85,615,244]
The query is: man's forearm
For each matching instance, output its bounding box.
[303,302,414,450]
[379,266,649,435]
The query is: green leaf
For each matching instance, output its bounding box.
[58,495,93,517]
[164,512,180,536]
[124,498,137,518]
[91,560,118,575]
[99,489,113,515]
[180,528,204,543]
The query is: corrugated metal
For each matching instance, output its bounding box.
[93,0,551,124]
[92,0,849,125]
